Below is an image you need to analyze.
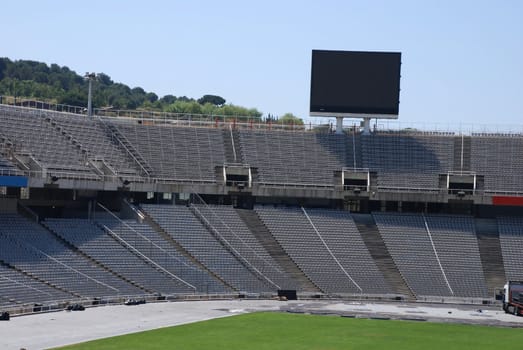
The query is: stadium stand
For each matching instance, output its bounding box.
[96,216,231,293]
[0,263,72,306]
[0,106,97,179]
[256,206,389,295]
[304,208,393,294]
[361,133,454,190]
[141,204,273,292]
[475,218,506,296]
[374,213,454,297]
[113,122,226,181]
[471,136,523,193]
[44,218,196,295]
[374,213,488,298]
[239,130,348,186]
[0,102,519,312]
[46,113,143,177]
[0,214,142,298]
[0,155,21,176]
[498,217,523,282]
[190,204,298,290]
[424,215,488,298]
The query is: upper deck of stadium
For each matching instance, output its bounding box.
[1,100,523,205]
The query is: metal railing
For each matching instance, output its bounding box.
[5,166,523,197]
[4,95,523,135]
[0,96,311,132]
[0,95,86,114]
[0,292,249,317]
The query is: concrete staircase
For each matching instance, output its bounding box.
[475,218,506,296]
[222,127,242,164]
[98,119,153,177]
[352,213,415,300]
[236,208,321,293]
[453,135,471,172]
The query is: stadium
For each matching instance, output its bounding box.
[2,49,523,348]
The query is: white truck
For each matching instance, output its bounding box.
[502,281,523,316]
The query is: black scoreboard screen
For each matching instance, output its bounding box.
[310,50,401,117]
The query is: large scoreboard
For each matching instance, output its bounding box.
[310,50,401,118]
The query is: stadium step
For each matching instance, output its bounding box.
[222,127,243,164]
[97,119,154,177]
[346,131,362,168]
[475,218,506,296]
[351,213,415,300]
[188,204,277,289]
[236,208,321,294]
[453,135,471,172]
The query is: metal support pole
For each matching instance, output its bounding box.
[87,79,93,117]
[336,116,344,134]
[85,72,96,117]
[362,117,371,135]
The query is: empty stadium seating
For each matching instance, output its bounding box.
[44,218,196,295]
[1,104,523,194]
[141,204,273,292]
[0,103,517,310]
[304,208,393,294]
[424,215,488,298]
[361,133,453,190]
[239,130,348,186]
[374,213,488,298]
[96,216,230,294]
[471,136,523,193]
[48,113,142,177]
[191,204,298,290]
[374,213,454,297]
[0,205,504,307]
[113,122,226,181]
[0,155,21,176]
[0,214,142,298]
[498,217,523,281]
[0,106,97,179]
[256,206,392,295]
[0,263,72,306]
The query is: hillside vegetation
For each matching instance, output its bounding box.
[0,57,264,118]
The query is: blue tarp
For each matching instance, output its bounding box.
[0,176,28,187]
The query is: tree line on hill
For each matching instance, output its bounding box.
[0,57,303,124]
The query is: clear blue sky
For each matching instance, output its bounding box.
[3,0,522,128]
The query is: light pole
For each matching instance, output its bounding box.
[84,72,96,117]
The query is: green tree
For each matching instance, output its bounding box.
[165,100,202,114]
[146,92,158,103]
[60,88,86,106]
[198,94,226,106]
[97,73,113,86]
[201,102,218,115]
[279,113,304,125]
[0,58,10,80]
[160,94,176,104]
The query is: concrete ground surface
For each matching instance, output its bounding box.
[1,299,522,350]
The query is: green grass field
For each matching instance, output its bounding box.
[55,312,523,350]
